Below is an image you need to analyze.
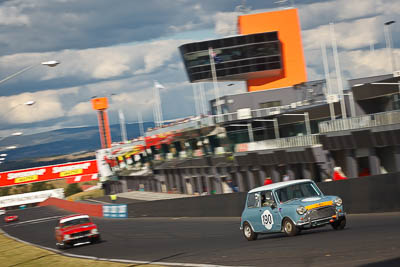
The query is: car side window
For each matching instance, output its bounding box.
[247,193,260,208]
[261,191,274,207]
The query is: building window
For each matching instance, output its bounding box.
[259,101,281,109]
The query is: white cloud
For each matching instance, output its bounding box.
[0,6,30,26]
[0,90,66,124]
[214,12,239,36]
[302,17,380,52]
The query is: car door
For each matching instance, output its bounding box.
[257,190,282,233]
[244,192,264,232]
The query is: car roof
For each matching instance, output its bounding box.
[248,179,313,194]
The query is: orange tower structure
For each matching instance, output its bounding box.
[91,97,112,149]
[238,8,308,92]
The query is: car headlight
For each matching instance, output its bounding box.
[334,197,343,206]
[63,234,70,240]
[91,228,99,234]
[296,206,307,215]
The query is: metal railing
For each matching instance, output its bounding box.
[235,134,320,152]
[318,110,400,133]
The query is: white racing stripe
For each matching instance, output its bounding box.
[3,215,62,226]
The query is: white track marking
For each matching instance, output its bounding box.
[3,215,62,226]
[0,228,252,267]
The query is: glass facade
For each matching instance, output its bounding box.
[179,32,282,82]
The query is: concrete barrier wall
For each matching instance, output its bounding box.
[127,173,400,217]
[318,173,400,214]
[39,197,103,217]
[128,193,247,217]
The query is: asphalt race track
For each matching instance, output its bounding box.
[1,206,400,267]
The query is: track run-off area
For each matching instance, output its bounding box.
[1,206,400,267]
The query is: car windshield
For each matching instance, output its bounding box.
[275,182,321,203]
[61,217,90,227]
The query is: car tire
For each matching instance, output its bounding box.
[92,235,101,244]
[243,222,257,241]
[283,218,299,237]
[331,217,346,230]
[56,242,67,250]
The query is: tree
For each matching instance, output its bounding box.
[31,182,47,192]
[65,183,82,197]
[0,187,10,197]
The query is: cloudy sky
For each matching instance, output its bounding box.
[0,0,398,138]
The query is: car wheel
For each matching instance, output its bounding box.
[283,218,299,237]
[92,235,101,244]
[56,242,66,250]
[243,222,257,241]
[331,217,346,230]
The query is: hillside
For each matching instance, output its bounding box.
[0,121,154,171]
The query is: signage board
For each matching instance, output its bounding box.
[0,160,98,187]
[0,188,64,208]
[103,204,128,218]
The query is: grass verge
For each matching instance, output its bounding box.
[66,189,105,201]
[0,230,164,267]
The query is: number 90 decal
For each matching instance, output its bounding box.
[261,210,274,230]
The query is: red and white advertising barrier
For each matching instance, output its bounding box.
[0,188,64,208]
[0,160,98,187]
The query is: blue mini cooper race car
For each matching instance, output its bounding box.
[240,179,346,241]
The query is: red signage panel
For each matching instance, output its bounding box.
[0,160,98,187]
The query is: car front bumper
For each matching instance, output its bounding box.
[296,210,346,229]
[64,233,100,244]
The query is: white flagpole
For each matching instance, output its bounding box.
[320,40,335,120]
[200,82,207,115]
[192,83,200,117]
[118,109,128,142]
[152,84,159,127]
[330,22,347,119]
[155,83,164,126]
[138,111,144,137]
[208,47,223,122]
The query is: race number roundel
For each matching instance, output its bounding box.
[261,210,274,230]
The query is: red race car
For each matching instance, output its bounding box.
[4,215,19,223]
[55,214,101,249]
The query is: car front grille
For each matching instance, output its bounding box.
[71,230,90,237]
[308,206,336,221]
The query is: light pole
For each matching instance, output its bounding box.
[384,21,396,73]
[0,60,60,86]
[282,112,311,135]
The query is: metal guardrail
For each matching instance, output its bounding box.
[318,110,400,133]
